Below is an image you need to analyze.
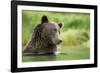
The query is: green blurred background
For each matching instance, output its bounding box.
[22,10,90,62]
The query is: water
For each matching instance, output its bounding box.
[22,47,90,62]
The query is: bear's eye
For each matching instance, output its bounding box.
[54,28,57,32]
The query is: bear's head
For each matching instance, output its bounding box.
[40,15,63,45]
[23,15,64,55]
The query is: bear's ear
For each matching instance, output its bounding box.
[58,23,64,28]
[41,15,49,24]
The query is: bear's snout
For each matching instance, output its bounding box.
[57,40,62,44]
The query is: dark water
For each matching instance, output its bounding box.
[22,53,67,62]
[22,48,90,62]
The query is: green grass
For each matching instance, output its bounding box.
[22,10,90,62]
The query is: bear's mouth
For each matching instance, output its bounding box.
[53,40,62,45]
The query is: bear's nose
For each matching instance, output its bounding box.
[59,40,62,43]
[57,40,62,44]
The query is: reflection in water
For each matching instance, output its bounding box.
[23,47,90,62]
[22,53,68,62]
[32,55,57,61]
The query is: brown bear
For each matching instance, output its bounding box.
[23,15,63,55]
